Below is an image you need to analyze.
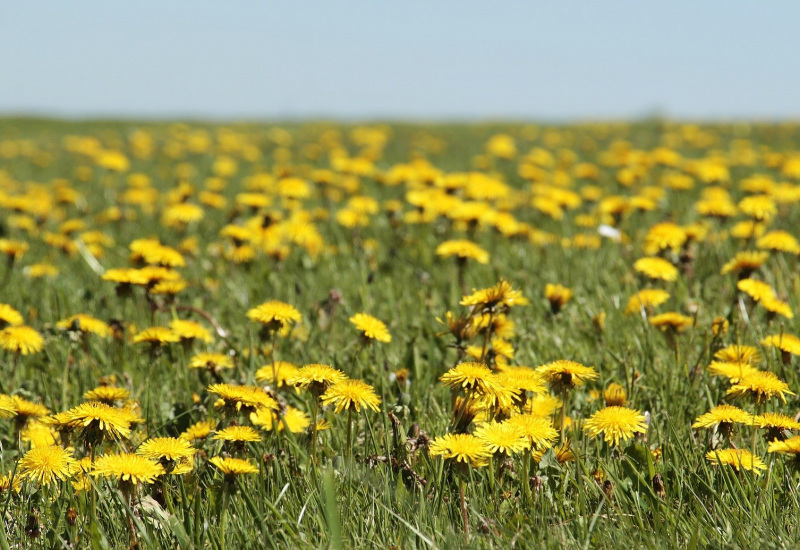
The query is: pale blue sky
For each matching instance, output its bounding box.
[1,1,799,120]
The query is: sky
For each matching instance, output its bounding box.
[1,1,799,121]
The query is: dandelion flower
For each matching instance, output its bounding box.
[737,279,775,302]
[707,361,760,383]
[544,283,573,314]
[18,445,77,486]
[428,433,492,467]
[768,436,800,456]
[761,296,794,319]
[169,319,213,343]
[505,415,558,449]
[624,289,670,315]
[435,239,490,264]
[0,303,24,327]
[0,325,44,355]
[536,360,599,391]
[634,257,679,281]
[213,425,261,442]
[727,372,794,404]
[56,314,111,338]
[132,326,179,346]
[246,301,302,331]
[180,419,217,441]
[60,401,133,441]
[83,386,130,404]
[0,394,18,418]
[583,406,647,446]
[137,437,196,473]
[250,406,311,433]
[692,405,753,429]
[290,364,348,395]
[207,384,278,413]
[460,280,528,313]
[603,383,627,407]
[474,420,530,455]
[649,312,693,332]
[706,449,766,473]
[92,453,164,485]
[321,379,381,413]
[255,361,299,388]
[188,352,234,373]
[715,345,763,365]
[753,412,800,440]
[720,251,769,277]
[349,313,391,343]
[209,456,259,476]
[757,230,800,254]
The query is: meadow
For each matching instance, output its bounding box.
[1,118,800,548]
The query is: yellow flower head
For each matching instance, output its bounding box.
[349,313,391,343]
[603,383,627,407]
[473,420,530,455]
[0,303,24,327]
[505,414,558,449]
[320,379,381,413]
[246,301,302,330]
[633,257,679,282]
[757,230,800,254]
[255,361,300,388]
[250,406,311,433]
[544,283,573,313]
[692,405,753,429]
[59,401,133,441]
[536,360,599,391]
[706,361,760,383]
[57,314,112,338]
[583,406,647,446]
[649,312,694,333]
[460,280,528,313]
[714,345,763,365]
[169,319,213,343]
[720,251,769,276]
[625,289,670,315]
[213,425,261,443]
[180,419,217,442]
[18,445,77,486]
[83,386,131,404]
[91,453,165,485]
[435,239,489,264]
[207,384,278,413]
[706,449,766,473]
[727,371,795,404]
[768,436,800,456]
[0,325,44,355]
[428,433,492,467]
[290,364,348,395]
[188,352,234,372]
[132,326,179,346]
[209,456,259,476]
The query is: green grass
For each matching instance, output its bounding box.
[1,118,800,548]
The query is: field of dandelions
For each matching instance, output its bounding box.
[2,119,800,548]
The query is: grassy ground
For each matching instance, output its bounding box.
[1,119,800,548]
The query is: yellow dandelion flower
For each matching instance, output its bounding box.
[762,333,800,357]
[250,406,311,433]
[0,325,44,355]
[544,283,573,314]
[188,352,234,372]
[290,364,348,395]
[0,303,24,327]
[707,361,760,383]
[60,401,132,440]
[720,251,769,276]
[56,314,111,338]
[761,296,794,319]
[246,301,302,330]
[460,280,528,312]
[428,433,492,467]
[706,449,766,473]
[768,436,800,456]
[633,257,679,282]
[320,379,381,413]
[714,345,763,365]
[180,419,217,441]
[583,406,647,446]
[692,405,753,429]
[536,360,599,390]
[757,230,800,254]
[209,456,259,476]
[137,437,196,473]
[727,372,794,404]
[505,414,558,449]
[435,239,489,264]
[0,394,17,418]
[349,313,391,343]
[20,421,58,448]
[753,412,800,432]
[207,384,278,413]
[625,289,670,315]
[603,383,627,407]
[18,445,77,486]
[255,361,299,388]
[91,453,164,485]
[133,326,179,346]
[649,312,694,332]
[737,279,775,302]
[213,425,261,442]
[83,386,130,404]
[474,420,530,455]
[169,319,213,343]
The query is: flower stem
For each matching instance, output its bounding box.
[459,478,470,542]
